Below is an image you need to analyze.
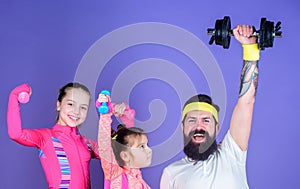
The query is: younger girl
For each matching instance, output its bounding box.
[7,83,99,189]
[97,93,152,189]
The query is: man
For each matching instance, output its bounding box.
[160,24,259,189]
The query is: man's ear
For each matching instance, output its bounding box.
[215,123,220,134]
[181,122,184,132]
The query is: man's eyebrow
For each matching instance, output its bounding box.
[186,116,196,120]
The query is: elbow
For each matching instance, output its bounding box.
[8,132,18,141]
[8,129,22,141]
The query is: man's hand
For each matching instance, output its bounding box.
[233,25,258,45]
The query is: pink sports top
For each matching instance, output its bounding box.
[98,110,151,189]
[7,84,100,189]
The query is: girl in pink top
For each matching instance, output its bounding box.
[96,93,152,189]
[7,83,99,189]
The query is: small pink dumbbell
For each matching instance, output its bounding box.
[18,92,30,104]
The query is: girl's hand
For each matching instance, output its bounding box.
[97,94,110,103]
[113,103,126,117]
[11,83,31,96]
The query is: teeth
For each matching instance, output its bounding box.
[194,133,204,137]
[69,116,79,121]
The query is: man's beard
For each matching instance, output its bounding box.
[183,129,218,161]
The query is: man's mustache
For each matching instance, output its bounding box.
[188,129,208,138]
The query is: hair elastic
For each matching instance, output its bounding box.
[112,134,118,140]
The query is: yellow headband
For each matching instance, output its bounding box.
[181,102,218,122]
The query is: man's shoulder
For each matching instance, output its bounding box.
[164,157,192,172]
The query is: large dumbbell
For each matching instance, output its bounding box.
[207,16,282,50]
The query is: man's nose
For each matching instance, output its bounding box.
[195,120,206,130]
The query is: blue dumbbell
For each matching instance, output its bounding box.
[98,90,111,114]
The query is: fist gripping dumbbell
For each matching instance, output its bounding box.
[97,90,111,114]
[207,16,282,49]
[18,89,32,104]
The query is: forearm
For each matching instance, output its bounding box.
[98,113,122,179]
[98,113,116,163]
[7,84,44,147]
[7,92,23,140]
[239,55,259,97]
[7,94,41,147]
[230,44,259,150]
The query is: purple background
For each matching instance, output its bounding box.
[0,1,299,188]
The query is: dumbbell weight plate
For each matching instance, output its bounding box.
[222,16,231,49]
[214,16,231,49]
[259,18,274,49]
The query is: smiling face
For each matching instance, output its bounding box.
[182,110,219,155]
[56,88,90,127]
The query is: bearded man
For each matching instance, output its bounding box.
[160,24,260,189]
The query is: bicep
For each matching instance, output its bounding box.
[229,97,254,151]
